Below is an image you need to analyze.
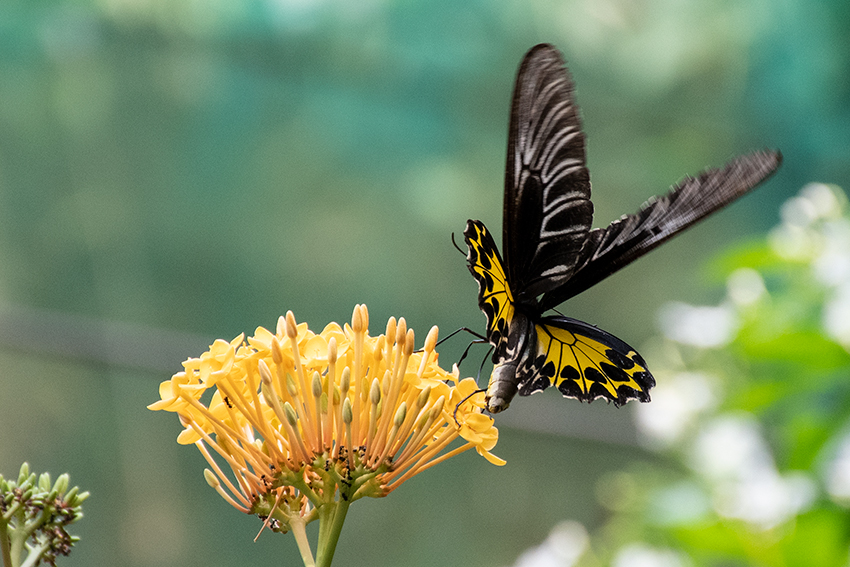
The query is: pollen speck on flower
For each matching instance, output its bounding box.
[148,304,503,533]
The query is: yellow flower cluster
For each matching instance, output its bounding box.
[149,305,502,534]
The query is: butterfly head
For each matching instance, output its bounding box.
[485,361,520,413]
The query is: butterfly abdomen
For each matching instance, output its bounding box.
[485,361,521,413]
[485,310,536,413]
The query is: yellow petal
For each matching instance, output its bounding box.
[477,447,506,466]
[177,427,202,445]
[302,334,329,363]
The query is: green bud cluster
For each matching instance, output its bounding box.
[0,463,89,567]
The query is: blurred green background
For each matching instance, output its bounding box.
[1,0,848,565]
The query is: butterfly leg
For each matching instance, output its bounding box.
[422,326,489,370]
[452,386,487,426]
[456,337,489,369]
[434,326,487,347]
[413,327,487,354]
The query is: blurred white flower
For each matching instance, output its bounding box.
[690,415,771,481]
[726,268,767,307]
[768,223,817,260]
[612,543,689,567]
[511,521,589,567]
[823,282,850,347]
[648,481,711,525]
[780,183,843,229]
[825,431,850,505]
[635,372,717,447]
[690,415,815,529]
[771,183,848,275]
[781,195,819,228]
[659,302,737,348]
[800,183,844,220]
[813,219,850,287]
[712,471,815,530]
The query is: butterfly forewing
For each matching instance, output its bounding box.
[464,220,516,358]
[517,316,655,405]
[539,150,782,310]
[504,44,593,305]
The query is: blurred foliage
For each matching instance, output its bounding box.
[546,184,850,566]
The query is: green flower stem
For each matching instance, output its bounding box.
[20,542,49,567]
[2,501,21,522]
[291,477,322,509]
[1,520,13,567]
[288,515,315,567]
[315,500,350,567]
[315,504,332,559]
[9,519,25,567]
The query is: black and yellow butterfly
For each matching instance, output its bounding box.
[464,44,781,413]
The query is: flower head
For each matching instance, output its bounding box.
[149,305,502,552]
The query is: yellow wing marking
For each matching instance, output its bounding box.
[534,323,649,402]
[467,222,515,342]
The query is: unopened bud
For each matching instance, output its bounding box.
[342,398,353,424]
[258,359,273,386]
[394,402,407,427]
[204,469,220,488]
[370,378,381,405]
[425,325,439,352]
[312,372,323,398]
[283,402,298,426]
[285,311,298,339]
[286,373,298,397]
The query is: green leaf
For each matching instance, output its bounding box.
[738,330,850,370]
[707,240,795,278]
[780,508,850,567]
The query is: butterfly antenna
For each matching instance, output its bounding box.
[453,387,486,426]
[451,232,466,255]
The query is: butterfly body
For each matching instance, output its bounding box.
[464,44,781,414]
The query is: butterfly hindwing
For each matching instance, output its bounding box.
[503,44,593,305]
[463,219,515,359]
[517,316,655,406]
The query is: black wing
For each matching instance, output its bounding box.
[503,44,593,307]
[538,150,782,311]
